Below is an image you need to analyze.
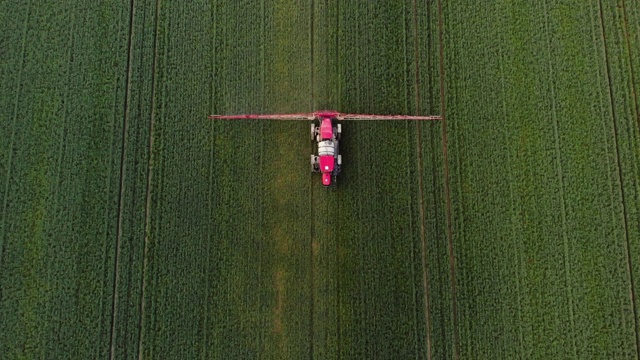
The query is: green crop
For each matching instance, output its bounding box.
[1,1,638,359]
[444,0,640,358]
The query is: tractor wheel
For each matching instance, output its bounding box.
[310,123,316,140]
[337,154,342,165]
[336,124,342,140]
[310,155,317,172]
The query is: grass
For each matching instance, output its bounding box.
[444,0,640,357]
[0,1,130,358]
[1,0,639,359]
[600,1,640,351]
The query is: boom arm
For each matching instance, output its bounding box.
[209,113,315,120]
[336,113,441,121]
[208,111,441,121]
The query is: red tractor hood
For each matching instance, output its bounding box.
[319,155,334,173]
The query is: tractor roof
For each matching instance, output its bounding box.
[320,118,333,140]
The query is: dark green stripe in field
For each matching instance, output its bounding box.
[0,1,130,358]
[444,0,640,358]
[313,1,447,358]
[109,0,158,358]
[415,1,453,359]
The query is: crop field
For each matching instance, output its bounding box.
[0,0,639,359]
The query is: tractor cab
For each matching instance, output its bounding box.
[320,118,334,140]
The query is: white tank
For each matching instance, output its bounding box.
[318,140,335,156]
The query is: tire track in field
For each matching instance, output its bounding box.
[597,0,640,355]
[109,1,136,359]
[436,0,460,358]
[335,192,341,360]
[541,0,577,356]
[335,4,342,356]
[411,0,432,358]
[0,0,31,272]
[136,0,161,358]
[309,0,316,358]
[309,154,316,360]
[257,1,266,354]
[199,1,220,358]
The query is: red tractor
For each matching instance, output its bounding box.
[209,110,441,187]
[310,112,342,186]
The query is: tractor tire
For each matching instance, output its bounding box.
[336,124,342,140]
[337,154,342,165]
[310,155,317,172]
[310,123,316,140]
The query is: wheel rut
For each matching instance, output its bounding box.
[109,1,136,358]
[136,0,161,358]
[309,2,316,359]
[411,0,433,358]
[436,0,460,358]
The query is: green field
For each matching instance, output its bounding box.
[1,0,639,359]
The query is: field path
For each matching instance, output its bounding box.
[136,0,162,358]
[309,2,316,358]
[437,0,460,358]
[411,0,433,357]
[109,1,136,358]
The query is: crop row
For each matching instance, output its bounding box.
[13,0,637,358]
[140,0,313,358]
[443,0,639,357]
[315,0,449,358]
[599,0,640,337]
[415,1,455,358]
[107,0,161,358]
[0,1,131,358]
